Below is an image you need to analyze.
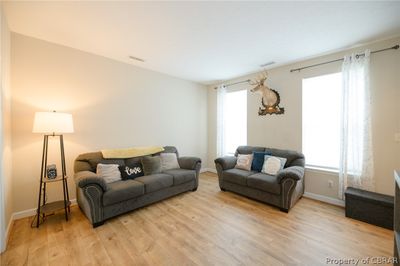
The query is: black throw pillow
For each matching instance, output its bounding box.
[118,163,144,180]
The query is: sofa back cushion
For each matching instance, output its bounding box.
[125,157,141,168]
[234,146,265,156]
[234,146,305,169]
[74,151,103,172]
[74,146,179,173]
[155,146,179,157]
[265,148,305,168]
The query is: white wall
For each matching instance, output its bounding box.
[208,37,400,199]
[11,33,208,213]
[0,3,12,253]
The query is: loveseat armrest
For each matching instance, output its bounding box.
[74,171,108,192]
[277,166,305,184]
[214,156,237,170]
[178,157,201,170]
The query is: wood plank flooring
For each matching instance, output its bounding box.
[0,172,394,265]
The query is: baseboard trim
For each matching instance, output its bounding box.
[2,198,78,252]
[303,192,345,207]
[201,168,217,174]
[12,199,77,220]
[3,214,14,253]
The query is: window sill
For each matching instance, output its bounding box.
[305,165,339,174]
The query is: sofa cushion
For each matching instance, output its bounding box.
[135,174,173,193]
[87,157,125,172]
[265,148,304,168]
[99,159,125,166]
[235,146,265,156]
[223,169,256,186]
[103,179,145,206]
[155,146,179,157]
[124,157,141,167]
[85,153,125,171]
[141,156,161,175]
[162,169,195,185]
[247,173,281,195]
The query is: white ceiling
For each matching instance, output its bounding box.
[4,1,400,84]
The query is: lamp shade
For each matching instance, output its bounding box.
[32,111,74,134]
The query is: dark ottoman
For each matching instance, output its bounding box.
[345,187,394,230]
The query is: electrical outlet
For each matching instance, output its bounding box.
[395,133,400,142]
[328,180,333,188]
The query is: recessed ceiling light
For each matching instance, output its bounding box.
[129,56,145,62]
[260,61,275,68]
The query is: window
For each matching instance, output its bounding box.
[222,89,247,155]
[302,72,342,170]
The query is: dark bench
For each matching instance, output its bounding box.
[345,187,394,229]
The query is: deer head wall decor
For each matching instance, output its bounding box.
[250,71,284,115]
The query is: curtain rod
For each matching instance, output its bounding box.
[214,79,251,90]
[214,44,399,89]
[290,44,399,73]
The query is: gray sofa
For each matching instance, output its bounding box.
[215,146,305,212]
[74,146,201,227]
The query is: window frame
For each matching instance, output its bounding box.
[302,72,342,172]
[221,88,247,156]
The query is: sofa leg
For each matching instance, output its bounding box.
[92,221,104,228]
[280,208,289,213]
[220,187,226,191]
[192,187,198,192]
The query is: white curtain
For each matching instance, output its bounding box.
[216,85,226,157]
[339,49,374,199]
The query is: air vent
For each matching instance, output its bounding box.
[129,56,145,62]
[260,61,275,68]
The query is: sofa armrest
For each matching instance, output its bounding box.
[74,171,108,192]
[277,166,305,184]
[214,156,237,170]
[178,157,201,170]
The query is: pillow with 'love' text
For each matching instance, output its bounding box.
[118,163,144,180]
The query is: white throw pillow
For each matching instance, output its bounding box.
[261,155,287,175]
[160,153,180,171]
[96,163,122,183]
[235,154,253,171]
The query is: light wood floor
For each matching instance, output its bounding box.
[1,172,394,266]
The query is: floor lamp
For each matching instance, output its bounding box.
[33,111,74,227]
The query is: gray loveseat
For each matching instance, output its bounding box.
[215,146,305,212]
[74,146,201,227]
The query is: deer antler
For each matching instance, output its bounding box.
[249,70,269,87]
[248,79,259,86]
